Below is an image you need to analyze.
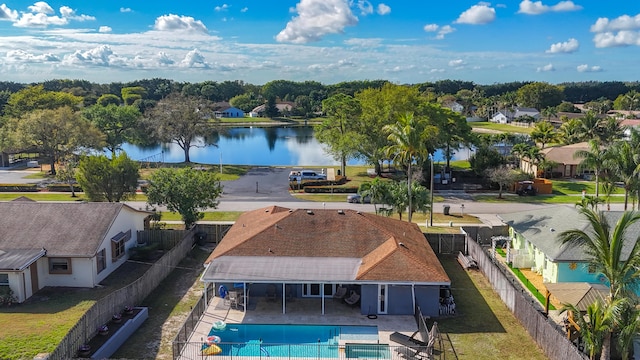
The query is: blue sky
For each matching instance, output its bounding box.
[0,0,638,85]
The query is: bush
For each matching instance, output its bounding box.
[304,186,358,194]
[0,184,38,192]
[0,287,17,306]
[46,184,83,192]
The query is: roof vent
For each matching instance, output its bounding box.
[399,242,408,248]
[550,228,555,232]
[338,210,344,214]
[289,209,293,212]
[356,211,362,215]
[306,210,314,215]
[265,209,269,213]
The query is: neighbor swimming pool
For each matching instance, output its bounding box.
[207,324,382,358]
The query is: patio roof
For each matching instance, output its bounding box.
[202,256,361,283]
[545,282,608,312]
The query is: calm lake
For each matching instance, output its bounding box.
[120,126,472,166]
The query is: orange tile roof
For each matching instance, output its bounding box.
[205,207,449,283]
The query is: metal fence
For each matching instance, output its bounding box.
[172,283,215,359]
[175,342,431,360]
[47,228,197,360]
[465,233,588,360]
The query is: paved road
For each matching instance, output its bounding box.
[220,167,300,202]
[0,169,43,184]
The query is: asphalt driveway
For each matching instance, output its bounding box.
[220,167,301,202]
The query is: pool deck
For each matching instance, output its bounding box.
[178,296,420,360]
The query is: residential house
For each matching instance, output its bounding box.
[201,206,450,317]
[520,142,590,178]
[498,206,612,285]
[251,102,296,117]
[490,107,540,124]
[0,202,151,303]
[443,101,464,113]
[215,106,245,118]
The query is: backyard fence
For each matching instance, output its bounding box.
[47,227,197,360]
[196,223,233,244]
[172,283,215,360]
[465,233,588,360]
[137,229,191,248]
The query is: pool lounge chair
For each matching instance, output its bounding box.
[333,286,347,301]
[344,290,360,305]
[390,332,430,359]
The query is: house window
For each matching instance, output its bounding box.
[96,249,107,274]
[0,273,8,285]
[49,258,72,274]
[111,230,131,262]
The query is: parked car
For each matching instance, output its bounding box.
[290,170,326,181]
[347,194,371,203]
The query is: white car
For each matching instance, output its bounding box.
[289,170,326,181]
[347,194,371,203]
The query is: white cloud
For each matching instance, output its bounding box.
[5,49,60,63]
[436,25,455,39]
[157,52,175,66]
[98,26,112,33]
[593,31,640,48]
[59,6,95,21]
[276,0,358,44]
[180,49,209,68]
[28,1,54,14]
[356,1,373,15]
[546,38,579,53]
[423,24,439,32]
[120,7,132,13]
[0,4,18,21]
[577,64,602,72]
[377,4,391,15]
[153,14,208,34]
[62,45,123,67]
[455,3,496,25]
[241,7,248,13]
[517,0,582,15]
[344,37,382,48]
[215,4,230,12]
[424,24,455,39]
[590,14,640,33]
[14,12,68,27]
[536,63,554,72]
[448,59,465,67]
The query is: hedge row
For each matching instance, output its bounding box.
[303,186,358,194]
[46,184,83,192]
[0,184,38,192]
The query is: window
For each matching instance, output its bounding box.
[96,249,107,274]
[0,273,8,285]
[111,230,131,262]
[49,258,72,274]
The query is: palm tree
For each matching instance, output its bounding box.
[561,300,615,360]
[575,140,607,198]
[559,208,640,360]
[604,141,639,210]
[530,120,557,149]
[383,113,435,222]
[616,301,640,360]
[358,178,391,215]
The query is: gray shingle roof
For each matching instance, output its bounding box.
[498,205,590,261]
[0,202,138,258]
[499,206,640,262]
[0,249,45,271]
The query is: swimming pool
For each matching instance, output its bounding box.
[207,324,381,358]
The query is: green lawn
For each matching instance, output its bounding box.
[472,193,626,204]
[551,179,624,195]
[437,255,548,360]
[0,261,150,360]
[470,121,533,134]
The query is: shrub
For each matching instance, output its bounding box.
[0,184,39,192]
[304,186,358,194]
[46,184,83,192]
[0,287,17,306]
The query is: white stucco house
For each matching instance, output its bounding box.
[490,107,540,123]
[0,202,151,303]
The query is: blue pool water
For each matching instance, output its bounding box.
[207,324,380,357]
